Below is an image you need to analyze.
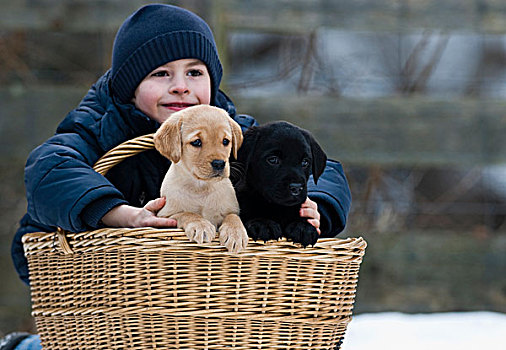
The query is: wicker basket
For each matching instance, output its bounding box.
[22,134,367,350]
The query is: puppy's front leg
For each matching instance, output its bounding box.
[171,212,216,244]
[244,218,283,243]
[218,214,248,253]
[284,219,319,247]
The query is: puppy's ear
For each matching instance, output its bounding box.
[237,126,260,172]
[154,114,183,163]
[229,118,244,159]
[302,129,327,184]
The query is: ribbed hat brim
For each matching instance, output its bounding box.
[111,31,222,103]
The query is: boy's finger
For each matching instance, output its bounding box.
[299,207,309,217]
[160,218,177,227]
[144,197,166,211]
[299,207,320,220]
[301,197,318,209]
[149,217,177,227]
[307,218,320,228]
[307,219,321,235]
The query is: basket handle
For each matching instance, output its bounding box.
[56,133,157,254]
[93,133,155,175]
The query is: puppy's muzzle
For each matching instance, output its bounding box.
[289,183,304,196]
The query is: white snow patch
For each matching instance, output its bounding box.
[342,312,506,350]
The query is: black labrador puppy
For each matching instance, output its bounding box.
[232,121,327,247]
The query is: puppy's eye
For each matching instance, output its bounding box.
[223,138,230,146]
[190,139,202,147]
[267,156,280,165]
[302,159,310,168]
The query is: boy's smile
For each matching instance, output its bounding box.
[133,58,212,124]
[163,102,196,112]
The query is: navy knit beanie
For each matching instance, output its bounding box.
[110,4,223,104]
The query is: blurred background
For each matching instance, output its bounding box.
[1,0,505,338]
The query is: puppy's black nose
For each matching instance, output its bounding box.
[289,183,304,196]
[211,159,225,171]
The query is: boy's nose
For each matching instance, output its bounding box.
[170,76,189,95]
[171,85,189,95]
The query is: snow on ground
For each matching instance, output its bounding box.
[342,311,506,350]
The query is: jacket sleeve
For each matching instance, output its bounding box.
[233,114,259,132]
[308,159,352,237]
[25,132,127,232]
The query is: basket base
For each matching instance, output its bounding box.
[35,314,347,350]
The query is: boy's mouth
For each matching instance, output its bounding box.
[163,102,195,111]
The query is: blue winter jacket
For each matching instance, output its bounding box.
[12,70,351,285]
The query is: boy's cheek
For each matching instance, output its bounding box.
[198,84,212,105]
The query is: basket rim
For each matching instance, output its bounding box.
[23,228,366,261]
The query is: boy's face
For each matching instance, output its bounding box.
[133,58,211,124]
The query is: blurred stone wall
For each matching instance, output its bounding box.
[1,0,505,335]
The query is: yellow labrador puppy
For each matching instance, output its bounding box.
[154,105,248,253]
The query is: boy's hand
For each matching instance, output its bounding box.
[299,197,321,235]
[101,197,177,228]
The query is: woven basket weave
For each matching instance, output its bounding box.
[22,134,366,350]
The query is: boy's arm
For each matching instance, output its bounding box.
[25,132,127,232]
[307,159,352,237]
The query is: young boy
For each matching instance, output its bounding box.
[4,3,351,349]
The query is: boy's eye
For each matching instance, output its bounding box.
[151,71,169,77]
[223,138,230,146]
[190,139,202,147]
[187,69,203,77]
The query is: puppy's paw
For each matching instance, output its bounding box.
[285,220,319,247]
[185,219,216,244]
[219,222,248,253]
[245,218,282,242]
